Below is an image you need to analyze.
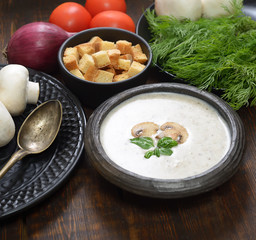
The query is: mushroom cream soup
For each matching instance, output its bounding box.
[100,92,231,179]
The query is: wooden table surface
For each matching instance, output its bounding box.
[0,0,256,239]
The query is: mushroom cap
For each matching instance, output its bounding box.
[0,64,29,116]
[157,122,188,144]
[156,129,180,141]
[0,101,15,147]
[131,122,159,137]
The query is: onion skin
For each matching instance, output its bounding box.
[6,22,74,73]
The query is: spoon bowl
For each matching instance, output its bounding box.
[18,100,62,153]
[0,100,62,179]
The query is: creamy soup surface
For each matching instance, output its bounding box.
[100,92,231,179]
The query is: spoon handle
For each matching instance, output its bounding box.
[0,149,28,179]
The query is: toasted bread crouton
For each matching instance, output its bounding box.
[113,72,130,82]
[127,61,145,77]
[104,66,116,75]
[133,53,148,64]
[89,36,103,51]
[92,50,111,68]
[117,58,131,71]
[63,55,79,71]
[116,40,132,54]
[131,44,143,54]
[119,54,133,62]
[76,43,95,57]
[94,70,114,83]
[84,65,98,82]
[107,49,121,69]
[64,37,148,83]
[70,69,85,80]
[131,44,148,64]
[64,47,79,62]
[78,54,95,74]
[99,41,116,51]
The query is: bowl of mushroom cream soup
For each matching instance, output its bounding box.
[84,83,245,198]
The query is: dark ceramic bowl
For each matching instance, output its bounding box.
[58,27,152,108]
[84,83,245,199]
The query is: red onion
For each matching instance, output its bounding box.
[5,22,74,73]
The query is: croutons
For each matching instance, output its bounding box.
[70,69,85,80]
[92,51,111,68]
[84,65,97,82]
[120,54,133,62]
[116,40,132,54]
[78,54,95,73]
[75,43,95,57]
[113,72,130,82]
[63,36,148,83]
[94,70,114,83]
[89,36,103,52]
[98,41,116,51]
[131,44,148,64]
[64,47,79,62]
[117,58,131,71]
[128,61,146,77]
[105,66,116,75]
[107,49,121,69]
[63,55,79,71]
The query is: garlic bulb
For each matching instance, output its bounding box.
[155,0,202,21]
[202,0,236,18]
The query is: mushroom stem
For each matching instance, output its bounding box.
[27,81,40,104]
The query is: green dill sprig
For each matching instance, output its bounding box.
[145,2,256,110]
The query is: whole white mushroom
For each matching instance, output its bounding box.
[0,101,15,147]
[0,64,39,116]
[155,0,202,21]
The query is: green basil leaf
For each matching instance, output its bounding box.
[154,147,160,157]
[145,148,160,158]
[144,150,155,159]
[157,137,178,148]
[144,147,173,159]
[130,137,154,150]
[159,147,173,156]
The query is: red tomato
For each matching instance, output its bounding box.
[89,11,135,32]
[49,2,92,32]
[85,0,126,17]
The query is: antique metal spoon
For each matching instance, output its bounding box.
[0,100,62,179]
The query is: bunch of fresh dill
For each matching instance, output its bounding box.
[145,2,256,110]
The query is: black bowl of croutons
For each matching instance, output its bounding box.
[58,27,152,108]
